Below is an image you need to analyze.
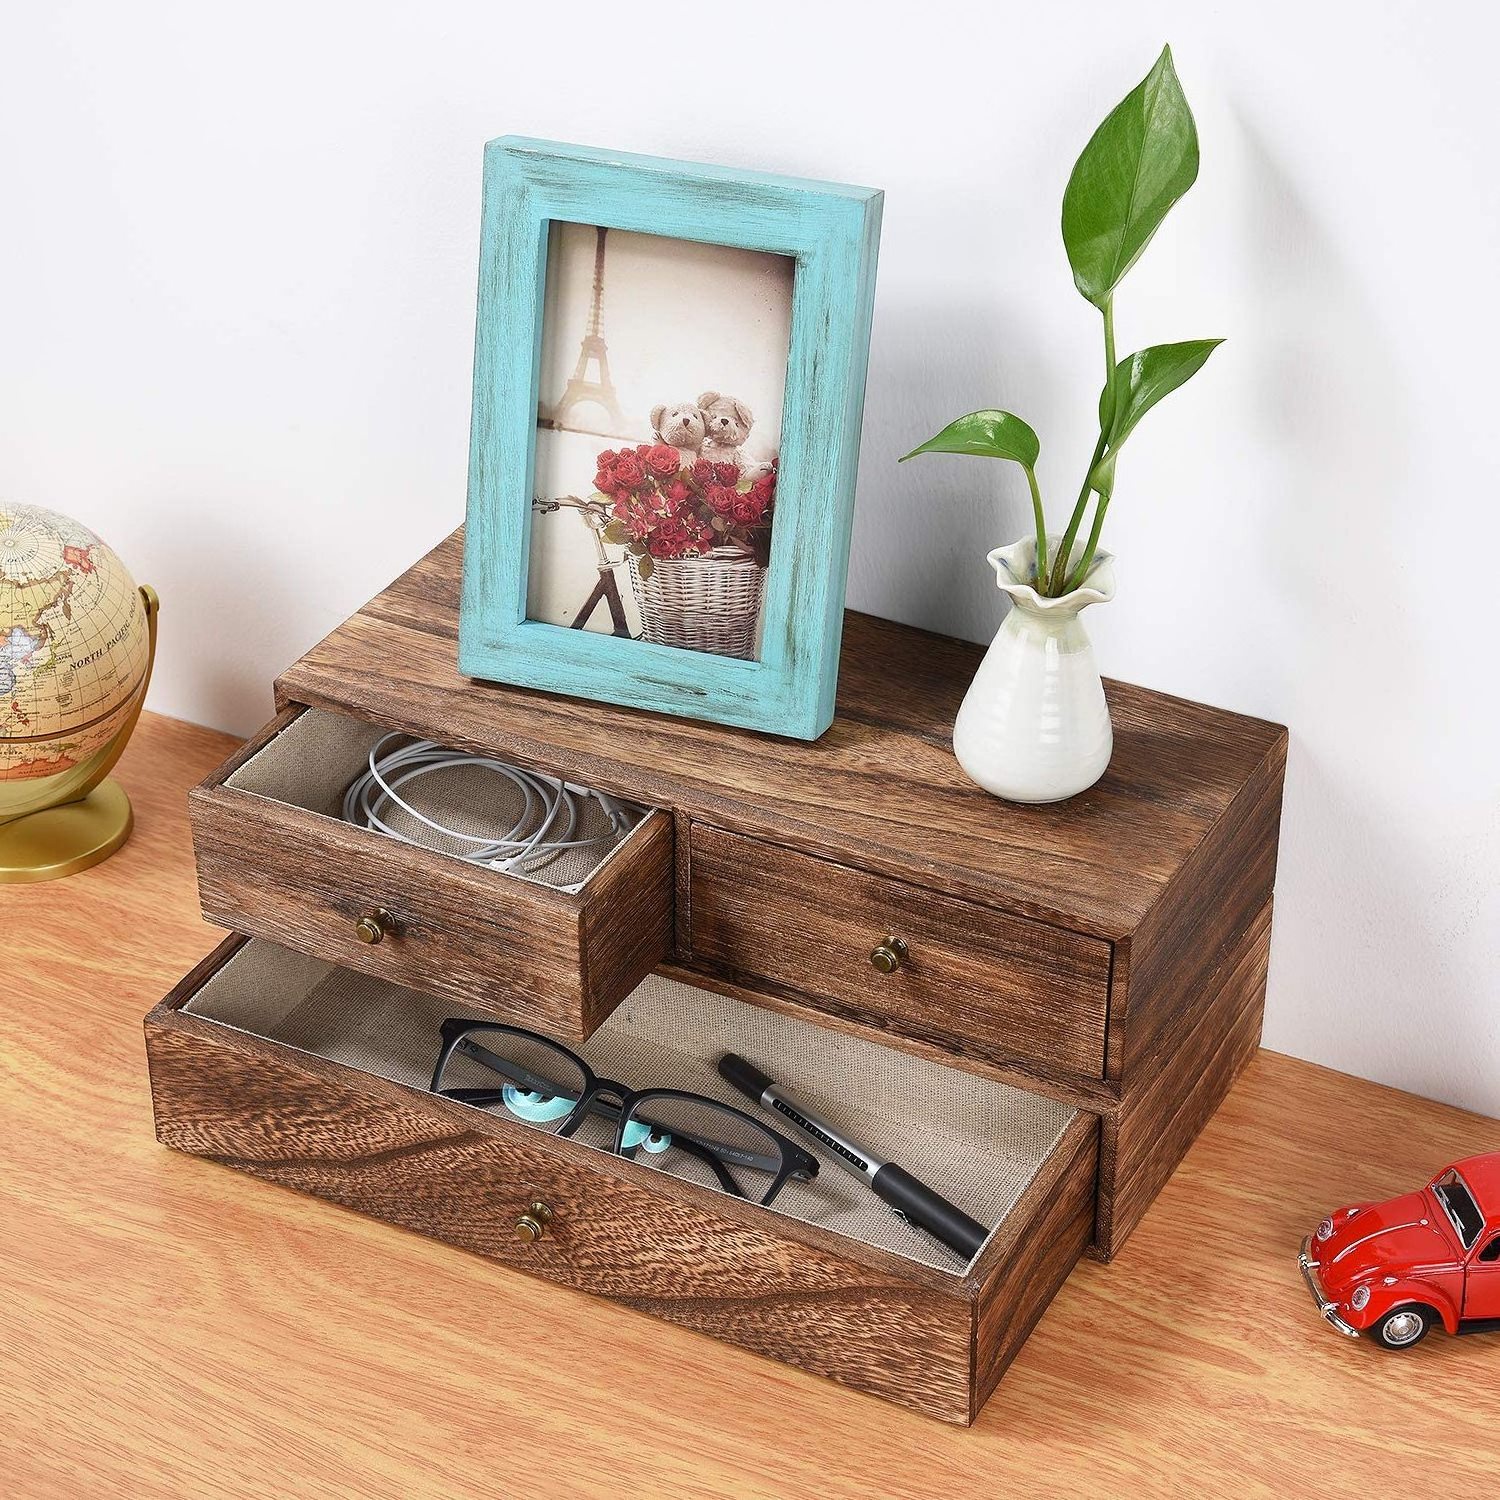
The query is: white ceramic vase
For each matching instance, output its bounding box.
[952,536,1117,805]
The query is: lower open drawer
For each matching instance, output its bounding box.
[144,937,1098,1424]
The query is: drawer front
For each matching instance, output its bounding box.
[144,937,1098,1425]
[688,826,1111,1081]
[190,708,673,1041]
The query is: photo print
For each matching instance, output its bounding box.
[526,223,794,661]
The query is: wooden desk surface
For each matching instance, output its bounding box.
[4,712,1497,1498]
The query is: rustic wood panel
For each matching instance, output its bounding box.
[190,777,673,1042]
[971,1115,1098,1419]
[1099,901,1274,1256]
[688,825,1110,1080]
[145,944,988,1423]
[1111,730,1288,1076]
[671,808,693,959]
[277,529,1286,943]
[576,809,674,1026]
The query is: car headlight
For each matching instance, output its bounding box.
[1316,1217,1334,1242]
[1350,1285,1371,1311]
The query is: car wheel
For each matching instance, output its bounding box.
[1370,1304,1434,1349]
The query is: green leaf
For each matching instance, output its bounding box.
[1089,338,1222,488]
[899,410,1040,469]
[601,520,630,545]
[1088,450,1118,499]
[1102,339,1222,447]
[1062,45,1199,308]
[635,552,653,581]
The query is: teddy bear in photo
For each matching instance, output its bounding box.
[649,402,708,469]
[697,392,754,466]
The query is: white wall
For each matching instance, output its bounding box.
[4,1,1497,1115]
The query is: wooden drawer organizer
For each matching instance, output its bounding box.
[191,703,672,1039]
[147,936,1097,1425]
[147,529,1288,1424]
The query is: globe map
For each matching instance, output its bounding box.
[0,502,151,781]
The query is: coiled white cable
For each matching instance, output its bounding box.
[342,734,641,885]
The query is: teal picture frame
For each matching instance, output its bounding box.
[458,137,882,740]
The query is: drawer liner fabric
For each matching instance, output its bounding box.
[184,942,1077,1273]
[226,708,642,891]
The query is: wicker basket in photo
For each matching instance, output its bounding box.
[630,546,766,659]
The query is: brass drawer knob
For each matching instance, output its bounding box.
[514,1199,554,1244]
[869,936,909,974]
[354,908,394,944]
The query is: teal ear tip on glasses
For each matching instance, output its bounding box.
[430,1017,819,1205]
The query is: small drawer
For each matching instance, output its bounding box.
[189,706,673,1041]
[688,826,1112,1083]
[145,936,1099,1424]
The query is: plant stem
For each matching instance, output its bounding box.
[1064,490,1111,593]
[1047,298,1117,596]
[1047,429,1107,594]
[1096,296,1119,446]
[1023,464,1047,586]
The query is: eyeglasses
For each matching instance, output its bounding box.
[429,1019,819,1206]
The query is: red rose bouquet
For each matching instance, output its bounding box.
[595,443,776,579]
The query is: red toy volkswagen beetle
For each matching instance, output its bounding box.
[1300,1152,1500,1348]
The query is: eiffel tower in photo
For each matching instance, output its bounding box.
[546,226,626,436]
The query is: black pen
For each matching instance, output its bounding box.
[718,1053,990,1261]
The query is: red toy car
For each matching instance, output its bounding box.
[1300,1152,1500,1348]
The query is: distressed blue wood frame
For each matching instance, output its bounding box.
[459,137,882,740]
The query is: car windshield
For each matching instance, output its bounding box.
[1432,1170,1484,1249]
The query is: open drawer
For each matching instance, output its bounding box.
[145,937,1099,1424]
[189,706,673,1041]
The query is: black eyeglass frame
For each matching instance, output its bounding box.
[429,1017,819,1206]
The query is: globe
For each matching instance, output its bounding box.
[0,502,158,880]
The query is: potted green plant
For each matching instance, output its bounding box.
[902,45,1221,803]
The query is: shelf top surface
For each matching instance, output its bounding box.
[276,530,1287,940]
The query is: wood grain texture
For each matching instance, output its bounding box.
[278,529,1287,943]
[1111,728,1288,1076]
[688,824,1110,1080]
[8,711,1500,1498]
[671,808,693,958]
[190,722,673,1041]
[459,138,882,739]
[969,1114,1098,1420]
[577,808,677,1014]
[1099,900,1274,1257]
[146,937,993,1424]
[267,530,1287,1258]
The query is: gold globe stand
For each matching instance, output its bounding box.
[0,585,159,883]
